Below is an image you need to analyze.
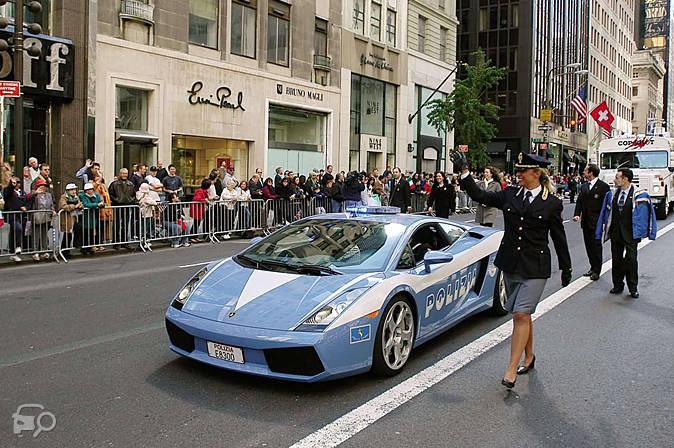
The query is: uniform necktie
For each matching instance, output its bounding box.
[523,191,532,212]
[618,190,627,212]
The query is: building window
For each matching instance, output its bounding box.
[353,0,365,34]
[370,2,382,41]
[417,15,426,52]
[116,87,148,131]
[231,0,256,58]
[386,9,396,46]
[267,1,290,66]
[315,18,328,56]
[440,26,447,62]
[632,86,638,97]
[189,0,219,49]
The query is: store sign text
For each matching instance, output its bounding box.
[361,134,387,153]
[0,30,74,101]
[360,53,393,72]
[276,83,324,101]
[187,81,246,111]
[619,137,654,148]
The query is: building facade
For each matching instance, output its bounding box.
[407,0,457,174]
[96,0,343,194]
[631,48,666,134]
[457,0,589,174]
[586,0,635,151]
[0,0,89,193]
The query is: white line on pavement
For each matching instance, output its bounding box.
[289,221,674,448]
[179,261,217,269]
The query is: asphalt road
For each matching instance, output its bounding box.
[1,202,673,448]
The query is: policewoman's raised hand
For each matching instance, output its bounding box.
[450,151,469,173]
[561,268,572,287]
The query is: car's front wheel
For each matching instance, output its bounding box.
[490,270,508,316]
[372,296,415,376]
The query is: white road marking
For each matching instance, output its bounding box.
[179,261,217,269]
[289,221,674,448]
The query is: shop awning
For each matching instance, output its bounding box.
[574,153,587,164]
[486,141,508,154]
[562,151,572,162]
[115,130,159,144]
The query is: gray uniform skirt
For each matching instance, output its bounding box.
[504,273,547,314]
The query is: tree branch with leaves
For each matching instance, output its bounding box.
[427,50,506,170]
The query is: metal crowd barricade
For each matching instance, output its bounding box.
[411,195,428,214]
[56,204,143,262]
[210,199,267,242]
[263,197,316,232]
[142,201,210,249]
[0,209,58,261]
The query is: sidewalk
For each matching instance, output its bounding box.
[338,228,674,448]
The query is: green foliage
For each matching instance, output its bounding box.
[427,50,506,168]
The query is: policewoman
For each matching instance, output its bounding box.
[451,151,572,389]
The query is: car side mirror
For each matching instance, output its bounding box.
[423,251,454,273]
[249,236,264,246]
[668,167,674,173]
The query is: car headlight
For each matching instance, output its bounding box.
[296,288,369,331]
[172,267,208,309]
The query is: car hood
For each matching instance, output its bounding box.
[180,259,380,330]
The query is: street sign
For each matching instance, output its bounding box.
[458,144,469,153]
[532,138,546,143]
[540,109,553,122]
[538,124,553,131]
[0,81,21,98]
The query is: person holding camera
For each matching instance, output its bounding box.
[343,171,366,209]
[452,151,572,390]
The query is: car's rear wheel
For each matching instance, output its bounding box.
[490,270,508,316]
[372,296,415,377]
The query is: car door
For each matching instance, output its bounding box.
[395,223,460,340]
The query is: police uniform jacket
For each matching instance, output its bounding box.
[461,174,572,279]
[573,179,610,230]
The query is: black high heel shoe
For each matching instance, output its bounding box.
[517,355,536,375]
[501,377,516,389]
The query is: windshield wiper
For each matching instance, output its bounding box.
[287,264,343,276]
[235,254,260,268]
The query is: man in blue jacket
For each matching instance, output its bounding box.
[595,168,657,299]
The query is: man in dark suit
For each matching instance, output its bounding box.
[573,164,610,281]
[607,169,642,298]
[389,167,411,213]
[274,167,283,190]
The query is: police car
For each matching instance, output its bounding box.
[165,206,506,382]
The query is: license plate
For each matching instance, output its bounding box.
[207,341,245,364]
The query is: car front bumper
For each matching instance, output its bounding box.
[165,306,375,382]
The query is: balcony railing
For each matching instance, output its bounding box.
[313,54,332,71]
[120,0,155,25]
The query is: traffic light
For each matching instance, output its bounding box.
[570,119,577,132]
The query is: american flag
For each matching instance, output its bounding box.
[570,85,587,123]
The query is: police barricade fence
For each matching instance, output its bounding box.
[142,200,210,249]
[56,204,143,262]
[263,197,317,232]
[0,209,58,261]
[410,194,428,214]
[209,199,266,242]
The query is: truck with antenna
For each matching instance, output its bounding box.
[597,123,674,220]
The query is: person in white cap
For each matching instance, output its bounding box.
[78,182,105,254]
[58,183,83,259]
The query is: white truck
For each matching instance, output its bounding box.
[597,131,674,220]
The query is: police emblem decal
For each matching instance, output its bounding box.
[518,152,523,163]
[349,325,371,344]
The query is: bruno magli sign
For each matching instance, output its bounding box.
[187,81,246,111]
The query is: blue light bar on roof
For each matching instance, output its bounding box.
[345,206,400,216]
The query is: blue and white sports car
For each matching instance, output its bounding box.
[165,208,506,382]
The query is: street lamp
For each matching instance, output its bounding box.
[544,62,584,111]
[0,0,43,172]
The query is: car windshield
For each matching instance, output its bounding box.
[600,151,669,169]
[239,219,407,273]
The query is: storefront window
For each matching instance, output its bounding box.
[350,74,397,172]
[267,1,290,66]
[189,0,220,49]
[172,136,249,192]
[1,99,48,169]
[116,87,148,131]
[231,0,256,58]
[268,105,327,176]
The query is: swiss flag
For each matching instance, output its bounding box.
[590,101,615,131]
